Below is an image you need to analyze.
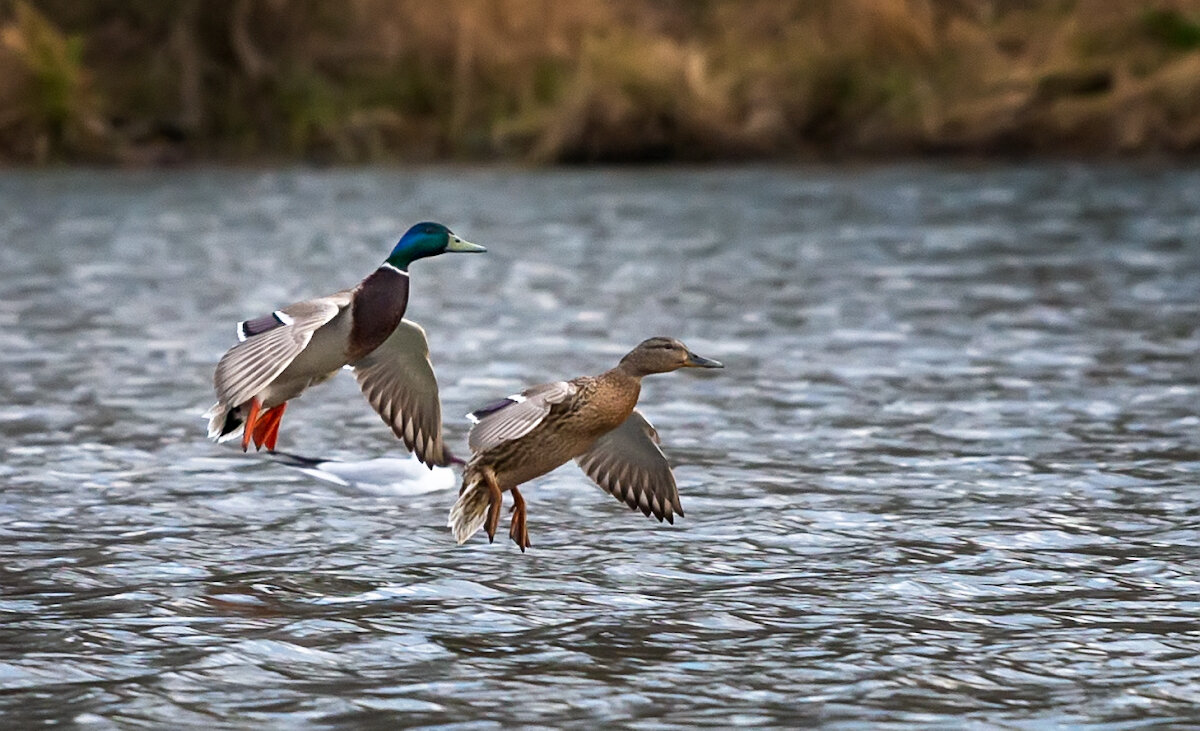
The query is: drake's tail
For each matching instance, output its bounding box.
[204,402,244,442]
[448,475,491,545]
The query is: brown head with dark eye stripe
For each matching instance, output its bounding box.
[617,337,723,376]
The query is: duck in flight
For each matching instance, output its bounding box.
[205,222,485,466]
[448,337,723,550]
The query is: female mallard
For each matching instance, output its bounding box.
[448,337,723,550]
[205,222,484,466]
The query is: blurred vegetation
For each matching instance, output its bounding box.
[3,0,1200,164]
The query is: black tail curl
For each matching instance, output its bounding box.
[219,409,243,437]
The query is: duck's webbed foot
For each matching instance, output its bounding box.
[252,402,287,451]
[240,398,262,452]
[509,486,531,552]
[483,469,503,543]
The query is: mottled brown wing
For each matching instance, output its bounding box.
[351,318,449,467]
[214,293,350,407]
[575,409,683,524]
[465,380,577,453]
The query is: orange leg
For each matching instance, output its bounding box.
[252,403,287,451]
[483,469,503,544]
[509,486,531,552]
[263,403,287,452]
[250,408,271,450]
[240,398,262,452]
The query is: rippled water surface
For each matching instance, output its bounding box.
[2,165,1199,727]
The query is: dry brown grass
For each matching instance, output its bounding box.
[3,0,1200,163]
[0,2,105,161]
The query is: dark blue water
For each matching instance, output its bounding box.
[1,164,1198,727]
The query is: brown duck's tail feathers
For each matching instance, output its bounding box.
[204,402,244,442]
[448,478,490,545]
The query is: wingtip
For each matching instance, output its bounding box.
[413,444,462,470]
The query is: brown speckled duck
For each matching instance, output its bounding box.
[204,222,484,465]
[448,337,723,551]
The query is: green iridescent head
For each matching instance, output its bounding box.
[386,222,485,270]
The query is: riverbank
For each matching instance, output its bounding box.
[4,0,1200,165]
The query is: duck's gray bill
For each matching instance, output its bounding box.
[684,352,723,368]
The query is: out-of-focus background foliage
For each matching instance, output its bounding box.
[4,0,1200,164]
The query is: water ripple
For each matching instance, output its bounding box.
[0,165,1198,727]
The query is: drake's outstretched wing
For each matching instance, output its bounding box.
[466,380,577,453]
[214,292,351,407]
[575,409,682,524]
[351,319,450,467]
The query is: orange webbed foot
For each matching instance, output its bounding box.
[483,472,503,543]
[509,487,531,552]
[241,399,262,452]
[252,403,287,451]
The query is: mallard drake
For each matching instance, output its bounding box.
[204,222,484,466]
[448,337,723,550]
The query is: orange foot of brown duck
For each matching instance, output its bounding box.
[509,487,531,552]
